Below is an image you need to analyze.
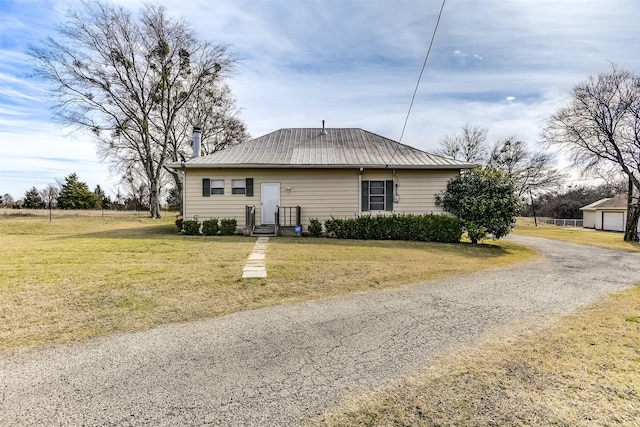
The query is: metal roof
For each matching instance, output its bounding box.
[581,194,630,210]
[181,128,473,169]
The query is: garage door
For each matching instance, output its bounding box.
[602,212,624,231]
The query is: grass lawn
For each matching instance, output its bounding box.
[513,218,640,253]
[0,212,533,354]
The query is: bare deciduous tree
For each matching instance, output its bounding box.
[39,184,59,208]
[437,124,489,163]
[164,82,249,214]
[488,137,564,197]
[1,193,14,207]
[29,1,244,218]
[543,65,640,241]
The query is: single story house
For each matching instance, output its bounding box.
[581,193,640,232]
[172,127,473,235]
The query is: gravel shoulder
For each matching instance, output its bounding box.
[1,235,639,426]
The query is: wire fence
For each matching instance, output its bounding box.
[0,208,176,219]
[543,218,583,227]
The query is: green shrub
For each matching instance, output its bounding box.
[308,218,323,237]
[182,219,200,235]
[202,219,219,236]
[323,214,462,243]
[436,166,520,244]
[219,218,238,235]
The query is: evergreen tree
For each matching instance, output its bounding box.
[57,173,99,210]
[23,187,45,209]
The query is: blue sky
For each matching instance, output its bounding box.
[1,0,639,199]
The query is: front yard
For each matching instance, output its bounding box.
[0,212,532,354]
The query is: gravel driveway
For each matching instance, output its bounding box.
[1,235,639,426]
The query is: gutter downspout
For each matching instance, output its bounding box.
[358,167,363,215]
[181,163,186,218]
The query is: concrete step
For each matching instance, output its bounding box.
[251,225,276,237]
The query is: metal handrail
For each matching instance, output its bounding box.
[245,205,256,232]
[276,206,301,227]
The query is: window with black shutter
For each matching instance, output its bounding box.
[362,180,394,211]
[203,178,224,196]
[210,179,224,195]
[232,179,246,195]
[369,181,385,211]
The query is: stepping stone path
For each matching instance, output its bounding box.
[242,237,269,278]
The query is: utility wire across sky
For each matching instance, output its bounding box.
[387,0,446,167]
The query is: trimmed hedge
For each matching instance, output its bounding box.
[181,218,236,236]
[202,219,219,236]
[323,214,463,243]
[182,219,200,235]
[219,218,238,235]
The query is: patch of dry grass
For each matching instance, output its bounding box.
[266,238,534,300]
[514,218,640,253]
[0,216,255,353]
[308,286,640,427]
[0,215,533,354]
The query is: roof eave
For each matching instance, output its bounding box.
[179,163,473,170]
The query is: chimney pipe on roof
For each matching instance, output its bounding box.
[192,126,202,158]
[320,120,326,136]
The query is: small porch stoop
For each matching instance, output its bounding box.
[251,225,277,237]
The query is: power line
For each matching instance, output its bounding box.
[386,0,446,167]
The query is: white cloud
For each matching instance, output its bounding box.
[0,123,117,198]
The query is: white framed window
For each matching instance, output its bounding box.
[232,179,246,195]
[369,181,386,211]
[210,179,224,195]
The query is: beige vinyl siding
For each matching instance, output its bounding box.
[185,169,360,228]
[282,170,359,225]
[185,168,459,229]
[361,169,458,215]
[185,170,244,223]
[396,169,459,213]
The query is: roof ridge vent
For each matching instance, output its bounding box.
[320,120,327,136]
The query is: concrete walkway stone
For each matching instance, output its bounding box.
[242,237,269,278]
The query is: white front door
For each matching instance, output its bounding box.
[261,183,280,224]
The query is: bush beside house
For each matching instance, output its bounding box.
[179,218,238,235]
[323,214,463,243]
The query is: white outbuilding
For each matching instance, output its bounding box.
[581,194,639,232]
